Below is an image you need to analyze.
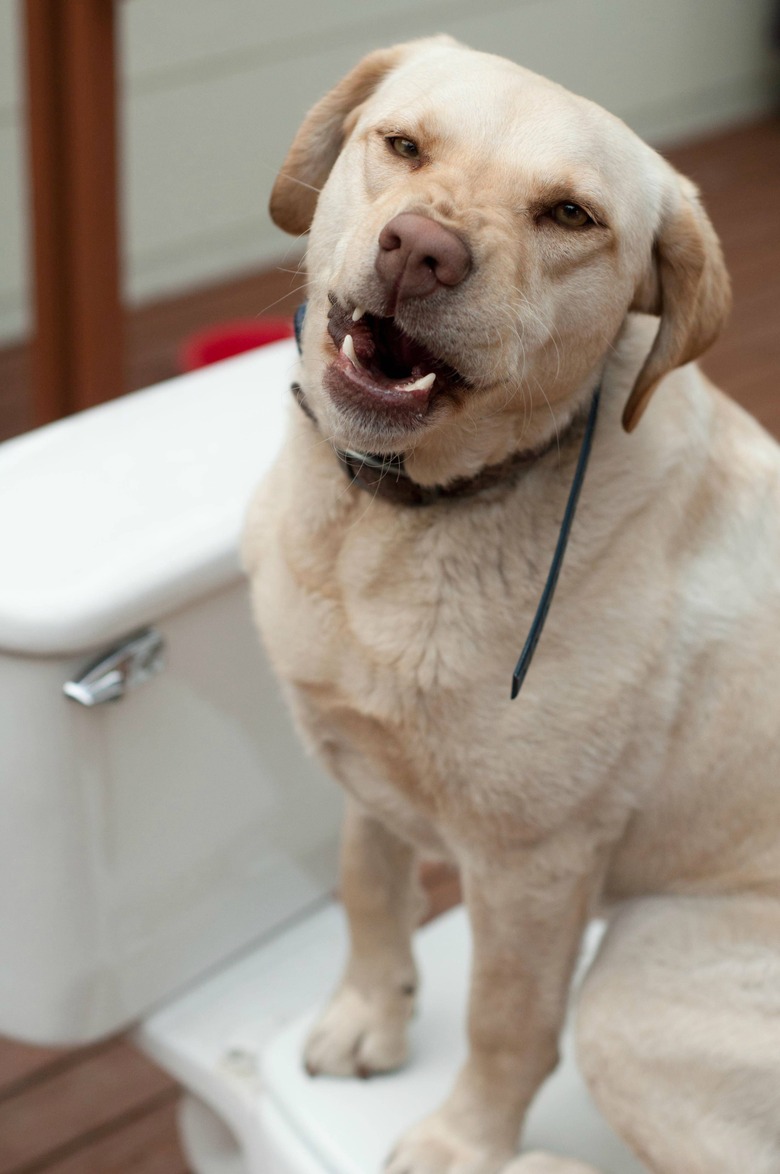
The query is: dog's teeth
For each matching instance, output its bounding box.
[403,372,436,392]
[342,334,362,369]
[351,306,365,322]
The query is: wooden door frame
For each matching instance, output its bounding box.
[23,0,123,426]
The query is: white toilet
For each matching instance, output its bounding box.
[0,340,646,1174]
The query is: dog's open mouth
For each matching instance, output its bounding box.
[324,296,464,420]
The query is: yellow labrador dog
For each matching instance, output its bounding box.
[243,36,780,1174]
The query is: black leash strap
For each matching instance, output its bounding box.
[510,387,600,699]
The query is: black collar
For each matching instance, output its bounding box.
[290,379,579,507]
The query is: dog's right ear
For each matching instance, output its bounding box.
[269,46,408,236]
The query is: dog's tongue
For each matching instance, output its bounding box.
[372,317,438,380]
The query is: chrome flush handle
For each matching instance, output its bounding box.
[63,628,165,706]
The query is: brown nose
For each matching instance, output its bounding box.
[375,213,471,302]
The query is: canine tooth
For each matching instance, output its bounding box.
[403,372,436,392]
[341,333,362,369]
[351,306,365,322]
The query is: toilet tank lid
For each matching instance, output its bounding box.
[0,340,296,657]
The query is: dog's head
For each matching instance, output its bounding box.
[271,38,730,478]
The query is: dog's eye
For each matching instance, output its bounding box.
[551,202,593,229]
[386,136,419,160]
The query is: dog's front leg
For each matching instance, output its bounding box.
[305,799,421,1078]
[386,844,598,1174]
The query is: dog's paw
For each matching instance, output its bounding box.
[303,983,412,1078]
[384,1113,511,1174]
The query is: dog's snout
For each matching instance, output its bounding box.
[375,213,471,302]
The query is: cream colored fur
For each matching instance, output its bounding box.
[243,37,780,1174]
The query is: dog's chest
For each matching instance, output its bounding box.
[250,480,586,845]
[259,485,532,699]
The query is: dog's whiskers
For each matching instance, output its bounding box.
[253,282,310,319]
[277,171,323,196]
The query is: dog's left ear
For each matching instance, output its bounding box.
[623,176,731,432]
[269,45,410,236]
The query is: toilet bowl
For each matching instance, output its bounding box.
[0,341,645,1173]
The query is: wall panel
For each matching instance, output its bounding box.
[0,0,777,342]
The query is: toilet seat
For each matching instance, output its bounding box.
[138,904,647,1174]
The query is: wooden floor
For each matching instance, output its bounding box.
[1,117,779,1173]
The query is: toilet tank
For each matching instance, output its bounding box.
[0,342,342,1046]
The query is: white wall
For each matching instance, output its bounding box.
[1,0,778,344]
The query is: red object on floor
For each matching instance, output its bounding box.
[179,317,294,372]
